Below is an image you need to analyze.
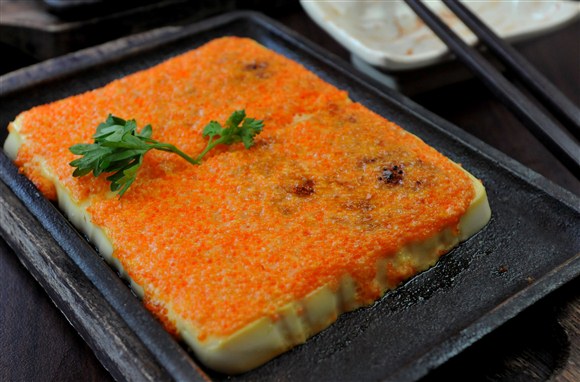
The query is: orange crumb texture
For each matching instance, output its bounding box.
[14,37,474,340]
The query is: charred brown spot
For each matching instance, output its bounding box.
[327,103,340,115]
[243,61,270,78]
[358,157,378,168]
[277,205,294,215]
[378,164,405,185]
[244,61,268,71]
[342,199,375,212]
[252,136,274,149]
[293,179,315,197]
[347,115,357,123]
[412,179,424,190]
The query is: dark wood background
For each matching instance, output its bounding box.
[1,1,578,381]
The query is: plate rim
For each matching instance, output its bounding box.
[300,0,580,70]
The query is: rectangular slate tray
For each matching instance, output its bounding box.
[0,11,579,382]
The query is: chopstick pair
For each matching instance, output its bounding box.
[403,0,580,178]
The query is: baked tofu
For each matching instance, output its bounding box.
[3,37,491,374]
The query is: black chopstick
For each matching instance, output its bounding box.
[403,0,580,178]
[442,0,580,139]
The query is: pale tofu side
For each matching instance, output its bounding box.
[4,116,491,374]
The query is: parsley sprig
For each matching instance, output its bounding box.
[69,110,263,196]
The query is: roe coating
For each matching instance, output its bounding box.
[11,37,475,341]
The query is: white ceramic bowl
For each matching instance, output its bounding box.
[301,0,580,71]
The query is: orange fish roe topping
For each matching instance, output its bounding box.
[12,37,474,339]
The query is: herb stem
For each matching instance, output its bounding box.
[195,136,220,162]
[70,110,263,197]
[152,143,201,166]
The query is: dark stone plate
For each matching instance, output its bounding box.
[0,11,578,382]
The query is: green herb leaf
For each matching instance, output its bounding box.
[225,109,246,129]
[193,110,264,162]
[202,121,223,138]
[70,110,264,197]
[240,117,264,148]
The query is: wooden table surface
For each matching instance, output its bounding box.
[1,3,578,381]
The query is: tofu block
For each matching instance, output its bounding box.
[3,37,491,374]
